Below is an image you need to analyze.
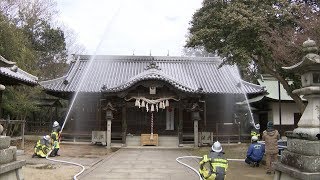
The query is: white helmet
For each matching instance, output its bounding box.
[53,121,59,128]
[255,123,260,130]
[251,136,258,142]
[43,135,51,141]
[212,141,222,152]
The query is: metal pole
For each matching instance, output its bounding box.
[278,81,282,137]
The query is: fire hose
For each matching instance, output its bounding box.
[46,149,85,180]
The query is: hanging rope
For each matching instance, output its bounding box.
[150,112,154,140]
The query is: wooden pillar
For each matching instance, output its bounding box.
[106,119,112,149]
[121,105,127,145]
[194,120,199,148]
[178,102,183,145]
[97,100,102,130]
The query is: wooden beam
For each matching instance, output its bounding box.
[178,102,183,145]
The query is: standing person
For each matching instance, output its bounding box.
[32,135,51,158]
[251,123,261,139]
[199,141,228,180]
[50,121,61,157]
[262,121,280,174]
[245,136,265,167]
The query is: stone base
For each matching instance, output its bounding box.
[0,160,25,180]
[0,168,24,180]
[0,147,17,164]
[274,162,320,180]
[275,136,320,180]
[286,138,320,156]
[0,136,10,150]
[280,150,320,172]
[293,128,320,140]
[280,138,320,173]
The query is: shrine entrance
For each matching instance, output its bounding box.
[126,99,177,136]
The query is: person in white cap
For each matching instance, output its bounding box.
[50,121,61,157]
[199,141,228,180]
[245,136,265,167]
[251,123,261,139]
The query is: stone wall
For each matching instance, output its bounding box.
[0,136,25,180]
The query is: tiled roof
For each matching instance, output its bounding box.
[40,55,264,94]
[0,55,38,85]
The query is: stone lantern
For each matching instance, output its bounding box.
[283,38,320,139]
[103,102,116,149]
[190,103,202,147]
[274,39,320,180]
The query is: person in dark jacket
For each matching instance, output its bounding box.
[199,141,228,180]
[245,136,265,167]
[262,121,280,174]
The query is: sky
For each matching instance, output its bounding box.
[56,0,203,56]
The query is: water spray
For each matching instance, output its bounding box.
[60,0,126,132]
[232,66,256,127]
[45,1,127,179]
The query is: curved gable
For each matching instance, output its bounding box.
[104,69,197,93]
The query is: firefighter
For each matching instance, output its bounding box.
[50,121,61,157]
[33,135,51,158]
[251,123,260,139]
[199,141,228,180]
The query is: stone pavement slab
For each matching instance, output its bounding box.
[79,148,200,180]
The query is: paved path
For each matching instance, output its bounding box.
[79,148,200,180]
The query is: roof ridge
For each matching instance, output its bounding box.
[75,55,222,63]
[40,76,66,85]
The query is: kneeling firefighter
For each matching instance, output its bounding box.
[199,141,228,180]
[33,135,51,158]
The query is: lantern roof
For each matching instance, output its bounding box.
[283,39,320,73]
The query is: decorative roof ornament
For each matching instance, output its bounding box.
[10,65,18,72]
[144,61,161,70]
[101,84,107,90]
